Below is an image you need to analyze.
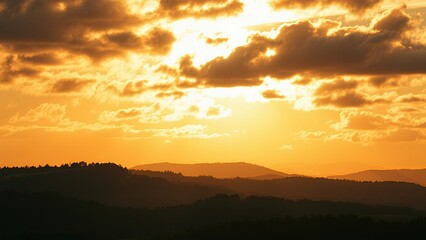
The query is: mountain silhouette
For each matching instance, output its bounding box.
[132,162,293,179]
[330,169,426,187]
[3,163,426,210]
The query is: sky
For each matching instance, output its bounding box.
[0,0,425,176]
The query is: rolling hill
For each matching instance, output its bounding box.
[132,162,293,179]
[3,163,426,210]
[330,169,426,187]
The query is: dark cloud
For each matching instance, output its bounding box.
[18,53,62,65]
[104,28,175,55]
[313,79,387,108]
[205,37,229,45]
[178,35,272,87]
[368,76,399,87]
[315,79,358,93]
[157,0,243,19]
[1,55,38,84]
[0,0,175,59]
[175,7,426,87]
[292,78,312,85]
[142,28,176,55]
[262,90,285,99]
[270,0,383,14]
[50,79,93,93]
[314,92,373,108]
[119,81,147,97]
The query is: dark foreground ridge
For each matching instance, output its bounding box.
[1,191,426,240]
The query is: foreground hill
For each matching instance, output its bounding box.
[330,169,426,187]
[0,163,232,208]
[3,163,426,210]
[132,162,293,179]
[1,191,425,239]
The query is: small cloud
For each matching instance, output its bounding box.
[205,36,228,45]
[262,89,285,99]
[50,79,93,93]
[279,144,294,150]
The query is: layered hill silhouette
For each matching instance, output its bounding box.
[3,162,426,210]
[132,162,293,179]
[1,191,425,239]
[330,169,426,187]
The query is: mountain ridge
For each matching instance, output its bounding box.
[330,168,426,187]
[132,162,295,179]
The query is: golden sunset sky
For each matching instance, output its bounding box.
[1,0,425,176]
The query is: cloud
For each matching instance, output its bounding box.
[99,108,143,123]
[292,78,312,85]
[148,124,229,139]
[299,128,425,145]
[311,79,391,108]
[18,53,62,65]
[314,93,366,107]
[156,91,186,99]
[155,0,244,19]
[298,109,426,145]
[368,76,399,87]
[1,55,38,84]
[279,144,294,150]
[98,101,231,124]
[395,94,426,103]
[205,36,229,45]
[262,89,285,99]
[378,129,425,142]
[0,121,141,137]
[50,78,94,93]
[315,79,358,93]
[0,0,175,60]
[117,80,147,97]
[175,7,426,87]
[332,110,398,130]
[333,109,426,130]
[9,103,66,123]
[270,0,383,14]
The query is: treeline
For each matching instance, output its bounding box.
[1,191,425,240]
[2,163,426,209]
[0,162,122,177]
[0,162,230,208]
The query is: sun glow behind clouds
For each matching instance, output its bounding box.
[164,0,301,67]
[1,0,425,175]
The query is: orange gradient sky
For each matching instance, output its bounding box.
[1,0,426,176]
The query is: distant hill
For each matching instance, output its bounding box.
[330,169,426,187]
[134,169,426,210]
[132,162,293,179]
[3,163,426,210]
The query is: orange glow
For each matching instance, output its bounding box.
[0,0,425,177]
